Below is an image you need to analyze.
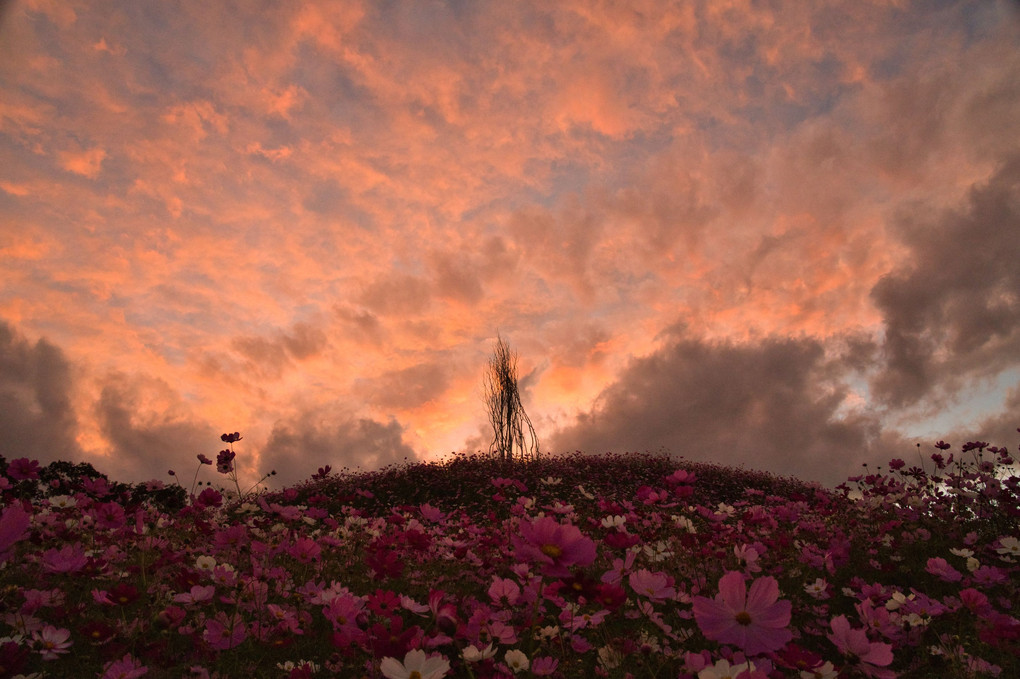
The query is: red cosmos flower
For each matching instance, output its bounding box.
[80,620,117,644]
[368,589,403,616]
[368,616,419,659]
[215,449,235,474]
[109,582,140,606]
[513,516,596,577]
[194,487,222,509]
[692,571,793,656]
[0,641,29,676]
[366,548,404,579]
[594,583,627,611]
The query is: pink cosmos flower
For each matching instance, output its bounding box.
[323,593,367,636]
[287,536,322,564]
[173,585,216,605]
[20,588,63,614]
[203,612,246,650]
[92,501,126,530]
[41,543,88,574]
[531,656,559,676]
[692,571,792,655]
[100,653,149,679]
[488,577,521,606]
[6,458,40,480]
[33,625,72,660]
[0,503,31,563]
[827,615,894,679]
[513,516,596,577]
[971,565,1007,586]
[925,557,962,582]
[629,568,676,602]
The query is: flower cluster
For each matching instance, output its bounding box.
[0,432,1017,678]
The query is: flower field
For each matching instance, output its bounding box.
[0,433,1017,678]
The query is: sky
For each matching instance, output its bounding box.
[1,0,1019,490]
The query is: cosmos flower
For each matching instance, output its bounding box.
[41,543,88,574]
[203,612,247,651]
[379,649,450,679]
[827,615,894,679]
[461,643,496,662]
[504,649,530,674]
[6,458,40,481]
[0,504,31,563]
[100,653,149,679]
[33,625,72,660]
[693,571,793,655]
[628,568,676,602]
[513,516,596,577]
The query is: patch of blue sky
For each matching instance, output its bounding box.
[896,366,1020,441]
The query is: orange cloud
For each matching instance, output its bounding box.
[58,146,106,178]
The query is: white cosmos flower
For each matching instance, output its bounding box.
[379,649,450,679]
[995,536,1020,558]
[504,649,529,674]
[461,643,496,662]
[194,555,216,572]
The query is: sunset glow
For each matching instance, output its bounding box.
[1,0,1018,487]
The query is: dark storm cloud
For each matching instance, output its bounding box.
[94,372,219,483]
[548,331,903,486]
[0,321,82,465]
[261,407,420,488]
[871,155,1020,408]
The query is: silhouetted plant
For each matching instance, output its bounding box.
[483,333,539,464]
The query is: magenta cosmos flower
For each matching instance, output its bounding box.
[693,571,792,655]
[827,615,894,679]
[513,516,596,577]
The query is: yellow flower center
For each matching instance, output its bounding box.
[409,673,422,679]
[735,611,752,626]
[540,544,563,558]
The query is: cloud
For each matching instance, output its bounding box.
[2,0,1018,490]
[0,320,82,466]
[261,407,419,488]
[362,361,452,412]
[58,146,106,178]
[871,154,1020,408]
[231,322,328,380]
[93,371,218,483]
[548,330,899,486]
